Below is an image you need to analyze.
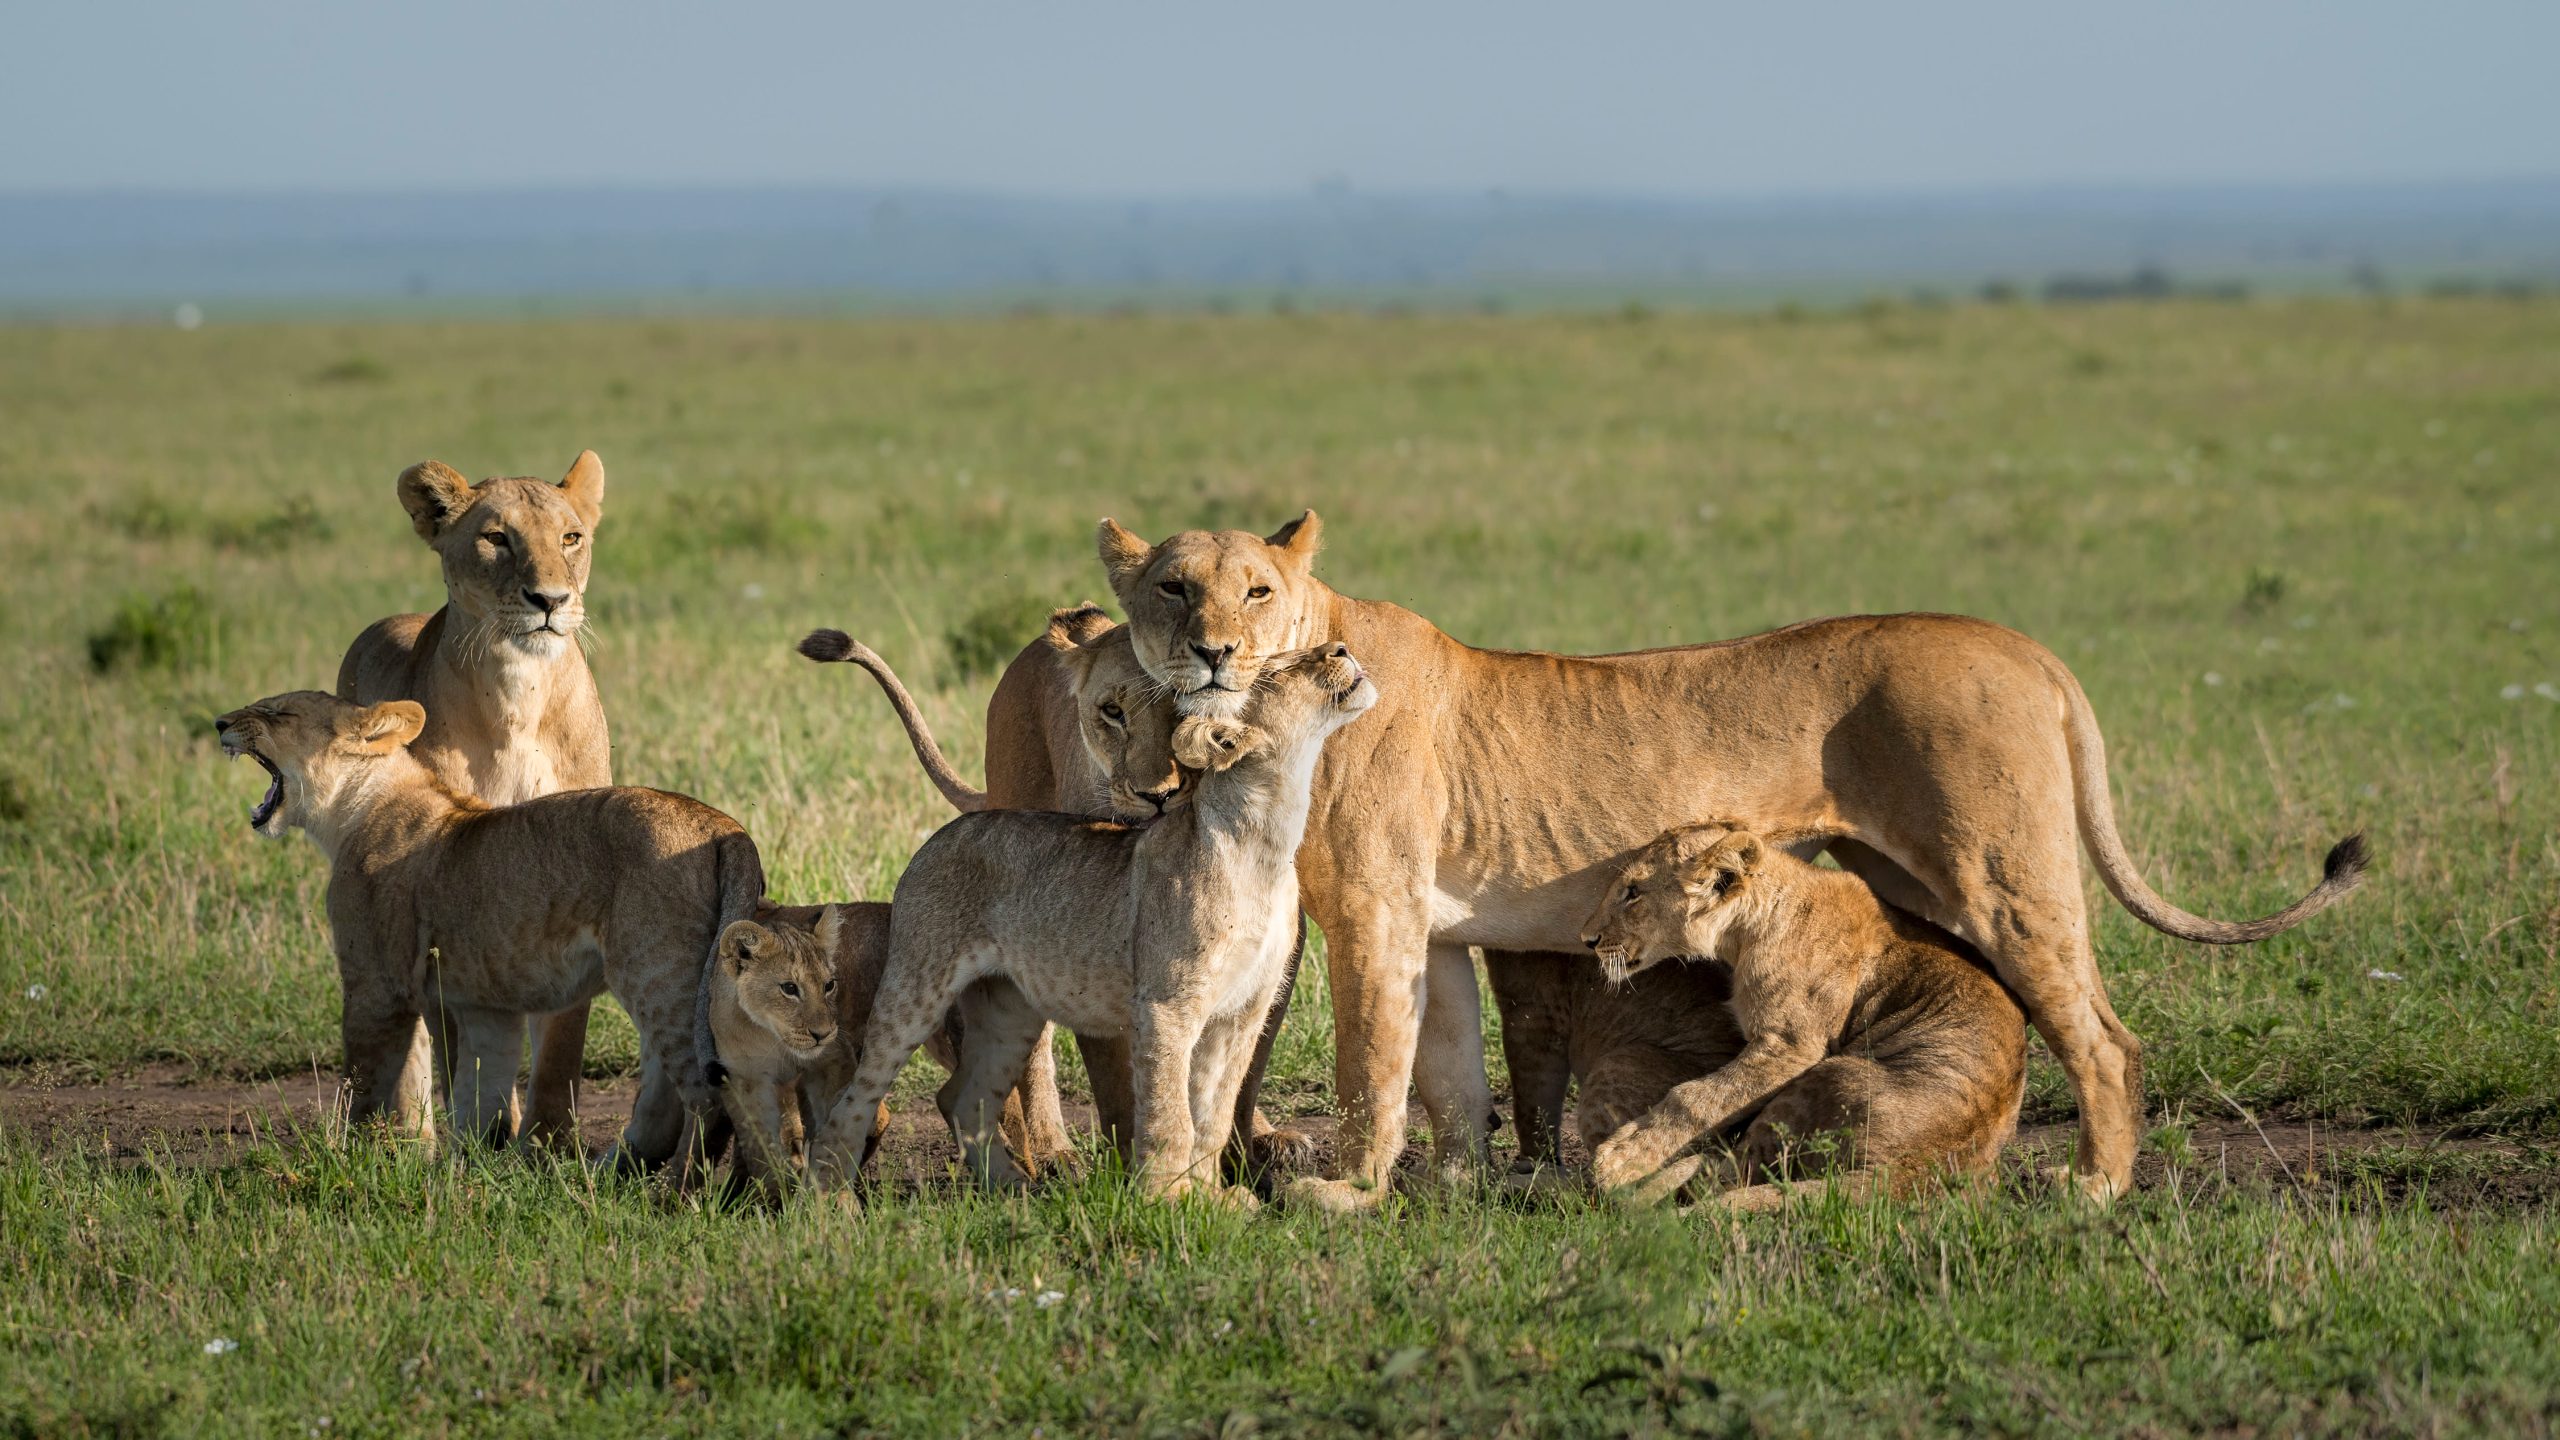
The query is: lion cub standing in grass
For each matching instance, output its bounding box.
[1578,824,2034,1209]
[811,644,1378,1205]
[215,690,750,1173]
[701,901,989,1196]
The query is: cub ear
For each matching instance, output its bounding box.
[1723,834,1767,875]
[812,905,845,963]
[557,449,606,529]
[353,700,426,754]
[1264,509,1322,567]
[397,461,476,543]
[718,920,770,975]
[1172,716,1266,772]
[1097,518,1156,591]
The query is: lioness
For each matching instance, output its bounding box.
[1089,512,2367,1208]
[811,645,1377,1202]
[1577,824,2041,1207]
[337,452,611,1149]
[215,690,746,1170]
[803,614,1313,1178]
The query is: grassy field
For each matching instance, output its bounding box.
[2,298,2556,1434]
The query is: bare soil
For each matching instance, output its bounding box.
[5,1067,2553,1209]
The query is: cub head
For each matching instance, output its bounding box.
[396,451,605,660]
[1096,511,1326,719]
[714,911,841,1063]
[215,691,427,840]
[1167,643,1376,777]
[1055,621,1192,821]
[1581,824,1765,983]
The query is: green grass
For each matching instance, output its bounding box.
[2,298,2558,1432]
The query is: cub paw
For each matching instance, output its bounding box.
[1283,1176,1383,1216]
[1248,1120,1321,1176]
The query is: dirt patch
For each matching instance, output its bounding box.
[5,1069,2553,1208]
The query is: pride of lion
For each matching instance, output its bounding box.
[222,451,2371,1213]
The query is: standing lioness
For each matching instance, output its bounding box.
[1089,512,2367,1208]
[216,690,746,1171]
[813,645,1377,1203]
[338,452,612,1149]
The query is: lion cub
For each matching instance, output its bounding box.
[1491,953,1744,1172]
[215,691,754,1173]
[1579,824,2028,1208]
[701,900,999,1195]
[811,644,1377,1204]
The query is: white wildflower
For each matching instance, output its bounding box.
[2367,969,2404,982]
[204,1337,238,1355]
[22,984,43,1001]
[2504,685,2528,700]
[1033,1289,1067,1309]
[2202,672,2224,688]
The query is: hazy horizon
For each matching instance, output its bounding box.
[10,2,2557,197]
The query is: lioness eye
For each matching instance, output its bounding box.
[482,531,509,549]
[780,982,801,999]
[1622,884,1640,903]
[1157,581,1184,600]
[1247,584,1271,599]
[562,532,582,547]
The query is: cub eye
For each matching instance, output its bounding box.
[822,980,837,996]
[562,532,582,547]
[1622,883,1641,904]
[1099,701,1126,725]
[1247,585,1271,600]
[1711,873,1735,897]
[780,982,802,999]
[1157,581,1185,600]
[482,531,510,550]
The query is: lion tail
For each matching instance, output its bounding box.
[798,630,989,814]
[695,827,769,1089]
[2047,656,2367,944]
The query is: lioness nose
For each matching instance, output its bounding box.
[1140,782,1178,813]
[525,588,570,615]
[213,717,232,735]
[1327,644,1350,660]
[1192,642,1232,670]
[1580,935,1599,950]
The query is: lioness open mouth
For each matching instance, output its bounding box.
[243,752,283,829]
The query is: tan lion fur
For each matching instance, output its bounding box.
[1577,825,2031,1209]
[215,690,747,1176]
[814,610,1314,1180]
[1094,512,2367,1208]
[810,645,1377,1203]
[336,451,612,1149]
[1489,951,1743,1170]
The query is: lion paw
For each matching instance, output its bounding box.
[1247,1121,1321,1176]
[1499,1165,1582,1202]
[1283,1176,1383,1216]
[2042,1164,2124,1205]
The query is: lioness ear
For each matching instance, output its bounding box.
[353,700,426,754]
[1097,518,1155,590]
[558,449,605,529]
[717,920,769,975]
[397,461,475,543]
[813,906,844,963]
[1172,716,1265,772]
[1265,509,1322,567]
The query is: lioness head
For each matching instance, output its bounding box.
[1581,824,1765,982]
[215,691,427,840]
[397,451,605,660]
[1168,642,1377,777]
[715,913,841,1062]
[1096,511,1326,719]
[1056,622,1192,820]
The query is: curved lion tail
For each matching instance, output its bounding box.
[798,629,989,813]
[2047,656,2367,944]
[695,828,768,1089]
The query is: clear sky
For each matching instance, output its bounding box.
[8,0,2556,196]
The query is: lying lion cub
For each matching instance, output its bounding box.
[1491,951,1744,1172]
[215,691,753,1172]
[810,644,1377,1204]
[1579,823,2029,1208]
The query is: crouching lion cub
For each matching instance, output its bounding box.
[811,644,1377,1205]
[1491,952,1744,1173]
[1580,823,2032,1209]
[215,691,750,1173]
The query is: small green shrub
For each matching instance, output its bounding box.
[310,355,391,384]
[85,587,217,673]
[945,589,1057,680]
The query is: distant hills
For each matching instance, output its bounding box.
[5,179,2557,314]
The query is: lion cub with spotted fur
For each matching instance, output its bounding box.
[215,690,751,1173]
[811,644,1376,1204]
[1579,823,2030,1208]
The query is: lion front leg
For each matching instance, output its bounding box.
[1285,883,1432,1214]
[337,942,435,1144]
[1591,1038,1822,1195]
[1128,1000,1209,1198]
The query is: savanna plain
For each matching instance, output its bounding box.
[1,298,2556,1436]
